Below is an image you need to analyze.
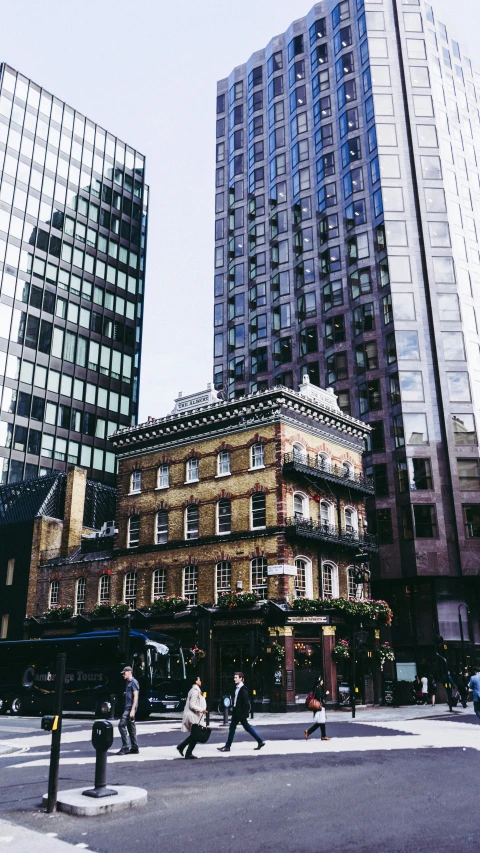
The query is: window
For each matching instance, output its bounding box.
[75,577,86,615]
[373,464,389,496]
[152,568,166,600]
[319,500,334,528]
[458,459,480,491]
[251,443,265,468]
[413,505,437,538]
[464,505,480,538]
[123,571,137,610]
[452,414,476,445]
[216,561,232,600]
[318,452,331,472]
[295,557,313,599]
[447,373,471,402]
[218,498,232,534]
[186,457,199,482]
[49,580,59,607]
[130,470,141,494]
[128,515,140,548]
[344,506,358,534]
[294,492,309,520]
[397,331,420,360]
[157,465,169,488]
[217,450,231,475]
[186,505,199,540]
[183,565,198,606]
[347,566,364,600]
[6,558,14,585]
[409,458,433,490]
[98,574,111,605]
[322,562,338,598]
[292,442,307,463]
[251,557,268,599]
[404,413,428,445]
[251,492,267,529]
[156,511,168,545]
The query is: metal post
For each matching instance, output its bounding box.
[351,628,356,720]
[458,603,470,669]
[46,653,66,814]
[251,689,256,719]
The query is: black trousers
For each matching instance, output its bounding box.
[119,709,138,749]
[178,732,198,757]
[307,721,326,738]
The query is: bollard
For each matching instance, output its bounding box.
[222,695,231,725]
[45,652,66,814]
[82,720,118,799]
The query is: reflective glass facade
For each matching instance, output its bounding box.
[213,1,480,591]
[0,65,147,485]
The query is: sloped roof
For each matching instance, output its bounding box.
[0,472,116,528]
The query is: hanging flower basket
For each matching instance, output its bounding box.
[111,602,130,617]
[43,606,73,622]
[332,639,350,661]
[149,596,189,614]
[377,642,395,671]
[91,604,115,617]
[216,591,260,610]
[190,645,207,661]
[271,642,285,663]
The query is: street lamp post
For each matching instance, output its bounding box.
[458,603,471,670]
[350,551,371,718]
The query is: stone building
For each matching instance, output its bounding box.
[26,381,387,710]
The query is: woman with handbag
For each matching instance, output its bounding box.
[177,674,207,759]
[304,676,330,741]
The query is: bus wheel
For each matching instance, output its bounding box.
[9,697,23,716]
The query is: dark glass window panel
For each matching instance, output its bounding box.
[27,428,41,455]
[125,326,135,347]
[102,185,112,204]
[25,315,39,349]
[373,463,389,496]
[17,392,31,417]
[83,412,96,436]
[38,320,52,354]
[30,286,43,309]
[43,291,55,315]
[71,409,83,432]
[92,312,103,334]
[377,508,393,543]
[49,235,61,257]
[31,396,45,421]
[13,425,28,452]
[37,229,49,252]
[413,504,437,538]
[57,404,71,429]
[410,458,433,490]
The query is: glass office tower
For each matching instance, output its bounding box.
[213,0,480,660]
[0,64,147,486]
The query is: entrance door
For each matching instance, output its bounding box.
[294,641,323,695]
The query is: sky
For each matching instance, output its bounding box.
[2,0,480,420]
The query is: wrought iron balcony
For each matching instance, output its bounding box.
[284,516,379,552]
[283,452,375,495]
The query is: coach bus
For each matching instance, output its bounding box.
[0,629,187,718]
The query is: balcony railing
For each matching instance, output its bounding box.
[283,452,375,495]
[284,516,379,552]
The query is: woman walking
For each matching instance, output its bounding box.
[177,674,207,759]
[304,676,330,741]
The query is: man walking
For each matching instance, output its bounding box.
[468,665,480,722]
[217,672,265,753]
[117,666,140,755]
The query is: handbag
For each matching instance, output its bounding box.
[191,723,211,744]
[307,697,322,712]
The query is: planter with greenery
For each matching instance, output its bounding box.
[291,597,393,625]
[332,639,350,661]
[149,596,190,614]
[216,591,260,610]
[43,606,74,622]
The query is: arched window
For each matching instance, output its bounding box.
[152,568,166,600]
[75,577,86,615]
[294,492,309,520]
[217,498,231,534]
[157,465,169,488]
[344,506,358,535]
[347,566,364,601]
[251,492,266,528]
[156,511,168,544]
[124,571,137,609]
[130,471,141,493]
[128,515,140,548]
[342,460,354,480]
[322,562,339,599]
[216,561,232,600]
[183,565,198,605]
[185,505,199,540]
[292,442,307,462]
[49,579,59,607]
[251,557,268,599]
[319,500,334,528]
[98,574,110,605]
[217,450,231,476]
[294,557,313,599]
[318,451,331,472]
[186,457,199,483]
[251,443,265,469]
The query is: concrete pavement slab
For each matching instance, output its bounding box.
[41,786,147,817]
[0,817,98,850]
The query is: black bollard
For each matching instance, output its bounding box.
[83,720,118,799]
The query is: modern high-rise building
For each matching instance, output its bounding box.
[0,64,147,486]
[213,0,480,665]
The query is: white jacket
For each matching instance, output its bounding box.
[181,684,206,732]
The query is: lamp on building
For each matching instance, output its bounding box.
[236,580,243,591]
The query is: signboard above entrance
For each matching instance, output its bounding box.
[286,615,330,624]
[267,565,297,576]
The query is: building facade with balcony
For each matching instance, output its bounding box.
[0,64,147,486]
[24,382,385,710]
[212,0,480,671]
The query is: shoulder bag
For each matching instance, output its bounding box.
[191,723,212,744]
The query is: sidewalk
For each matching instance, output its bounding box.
[0,818,97,851]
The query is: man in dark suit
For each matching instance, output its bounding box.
[217,672,265,753]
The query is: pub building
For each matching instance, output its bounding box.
[27,380,390,711]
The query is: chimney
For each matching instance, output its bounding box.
[61,466,87,556]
